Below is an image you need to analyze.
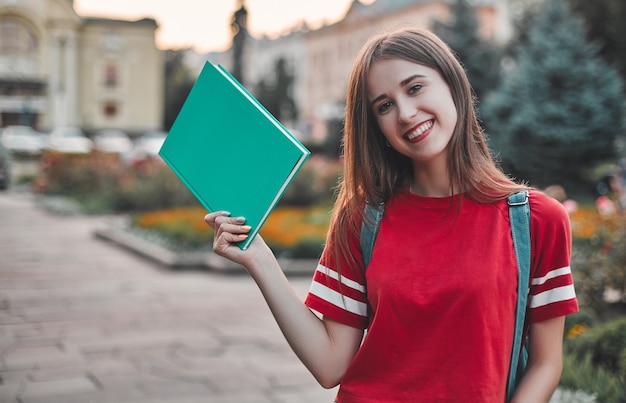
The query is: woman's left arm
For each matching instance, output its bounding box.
[510,316,565,403]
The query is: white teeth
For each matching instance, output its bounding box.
[407,121,433,140]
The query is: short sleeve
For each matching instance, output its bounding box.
[304,228,369,329]
[527,190,579,323]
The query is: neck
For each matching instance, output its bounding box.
[410,159,454,197]
[409,182,453,197]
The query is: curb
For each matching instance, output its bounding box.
[93,223,318,276]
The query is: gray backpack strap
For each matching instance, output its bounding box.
[360,191,531,403]
[506,190,531,401]
[360,202,385,268]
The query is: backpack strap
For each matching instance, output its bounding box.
[506,190,531,401]
[359,191,531,402]
[360,202,385,268]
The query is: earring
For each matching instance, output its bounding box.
[385,140,391,147]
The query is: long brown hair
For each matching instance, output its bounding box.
[327,27,527,271]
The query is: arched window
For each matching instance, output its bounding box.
[0,16,38,56]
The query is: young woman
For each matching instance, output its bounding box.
[205,27,578,402]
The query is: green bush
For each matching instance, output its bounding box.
[34,151,342,214]
[268,237,324,259]
[569,205,626,318]
[569,317,626,374]
[280,155,342,207]
[563,317,626,401]
[35,152,198,213]
[148,221,212,251]
[560,352,624,402]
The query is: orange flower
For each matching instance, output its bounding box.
[133,206,331,248]
[567,324,587,339]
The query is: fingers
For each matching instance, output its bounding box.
[204,211,251,247]
[204,211,231,229]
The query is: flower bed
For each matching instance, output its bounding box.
[131,205,331,258]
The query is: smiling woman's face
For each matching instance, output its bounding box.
[367,58,458,166]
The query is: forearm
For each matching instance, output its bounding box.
[510,359,562,403]
[206,211,360,386]
[248,254,360,388]
[511,317,566,403]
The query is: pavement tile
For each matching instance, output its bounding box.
[27,364,92,383]
[0,191,337,403]
[19,377,98,399]
[0,383,22,403]
[2,345,84,370]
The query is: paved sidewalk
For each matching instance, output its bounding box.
[0,191,337,403]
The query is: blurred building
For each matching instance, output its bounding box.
[0,0,163,136]
[208,0,510,142]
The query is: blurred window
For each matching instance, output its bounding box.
[104,101,118,118]
[105,63,118,88]
[0,17,38,55]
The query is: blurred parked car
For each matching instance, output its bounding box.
[0,140,11,190]
[47,126,93,154]
[93,129,133,155]
[129,130,167,162]
[1,125,47,156]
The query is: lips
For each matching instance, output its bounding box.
[405,120,434,142]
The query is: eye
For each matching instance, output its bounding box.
[408,83,422,95]
[377,100,393,114]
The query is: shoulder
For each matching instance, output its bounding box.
[527,189,570,230]
[528,189,566,212]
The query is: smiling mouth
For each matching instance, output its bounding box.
[405,120,434,141]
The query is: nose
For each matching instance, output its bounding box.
[397,97,416,124]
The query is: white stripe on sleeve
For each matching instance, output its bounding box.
[529,284,576,309]
[308,281,368,317]
[531,266,572,286]
[315,264,366,293]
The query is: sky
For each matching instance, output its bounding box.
[73,0,374,53]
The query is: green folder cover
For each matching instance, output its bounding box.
[159,61,310,250]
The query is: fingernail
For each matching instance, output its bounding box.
[220,211,231,217]
[235,217,245,224]
[241,225,251,231]
[238,234,248,239]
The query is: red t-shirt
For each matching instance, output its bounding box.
[305,190,579,403]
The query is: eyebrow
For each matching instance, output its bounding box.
[369,74,427,105]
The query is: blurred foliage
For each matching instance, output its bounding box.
[567,0,626,92]
[280,155,342,206]
[163,49,194,131]
[33,152,341,215]
[569,206,626,318]
[433,0,502,106]
[132,204,330,259]
[34,151,199,213]
[563,315,626,401]
[131,207,213,252]
[259,205,330,257]
[560,352,625,402]
[482,0,625,190]
[256,57,298,123]
[563,202,626,401]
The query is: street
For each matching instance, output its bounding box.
[0,190,337,403]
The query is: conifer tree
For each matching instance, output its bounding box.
[433,0,501,107]
[482,0,625,189]
[568,0,626,93]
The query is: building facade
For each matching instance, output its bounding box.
[208,0,509,141]
[304,0,503,126]
[0,0,163,136]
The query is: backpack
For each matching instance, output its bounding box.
[360,190,530,402]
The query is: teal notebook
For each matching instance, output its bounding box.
[159,62,310,250]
